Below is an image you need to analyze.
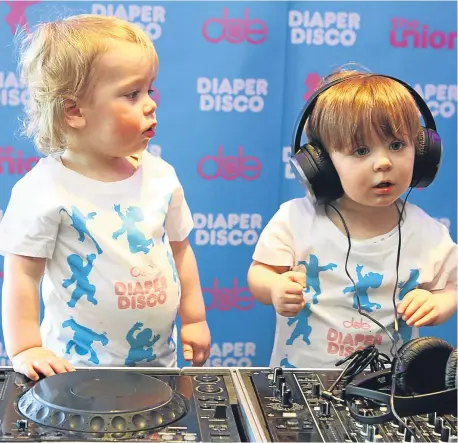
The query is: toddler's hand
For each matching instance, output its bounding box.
[12,347,74,381]
[181,321,211,366]
[397,289,451,327]
[271,271,306,318]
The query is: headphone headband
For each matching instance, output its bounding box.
[292,73,437,155]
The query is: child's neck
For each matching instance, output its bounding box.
[326,198,402,240]
[61,150,140,183]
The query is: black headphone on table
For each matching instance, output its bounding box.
[290,74,443,205]
[344,337,457,425]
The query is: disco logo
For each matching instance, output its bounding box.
[289,10,360,46]
[206,342,256,367]
[203,278,256,311]
[413,83,456,118]
[197,77,268,113]
[4,0,40,34]
[193,213,262,246]
[0,146,40,174]
[91,3,166,40]
[304,72,321,100]
[202,8,267,44]
[0,71,29,107]
[197,146,261,180]
[390,18,457,50]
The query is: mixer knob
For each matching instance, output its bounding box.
[427,412,437,427]
[273,367,283,384]
[403,428,414,442]
[320,401,331,417]
[312,383,321,397]
[397,420,407,435]
[435,417,444,435]
[365,425,379,443]
[441,426,451,442]
[276,376,286,396]
[280,385,293,409]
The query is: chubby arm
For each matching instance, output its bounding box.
[2,254,74,379]
[170,238,210,365]
[171,238,206,324]
[247,261,289,305]
[2,254,44,358]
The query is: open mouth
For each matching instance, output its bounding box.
[374,181,393,188]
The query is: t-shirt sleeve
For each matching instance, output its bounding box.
[0,178,59,258]
[165,174,194,242]
[420,219,457,291]
[252,200,299,268]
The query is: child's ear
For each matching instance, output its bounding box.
[64,98,86,129]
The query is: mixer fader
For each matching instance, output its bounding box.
[234,367,458,442]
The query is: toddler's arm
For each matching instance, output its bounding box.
[2,254,73,380]
[248,261,306,317]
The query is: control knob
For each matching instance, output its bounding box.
[280,384,293,409]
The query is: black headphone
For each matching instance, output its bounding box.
[344,337,457,424]
[290,74,443,205]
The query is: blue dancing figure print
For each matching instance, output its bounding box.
[112,205,154,254]
[286,303,313,346]
[398,269,420,300]
[125,322,161,366]
[343,265,383,312]
[60,206,103,254]
[63,253,97,307]
[280,355,296,368]
[63,318,108,364]
[298,255,337,304]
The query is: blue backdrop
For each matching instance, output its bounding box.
[0,1,456,367]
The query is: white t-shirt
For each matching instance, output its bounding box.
[253,197,457,368]
[0,152,193,367]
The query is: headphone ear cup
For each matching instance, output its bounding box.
[445,349,457,389]
[290,142,343,205]
[393,337,453,394]
[410,127,442,188]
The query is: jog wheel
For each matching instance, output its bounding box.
[17,370,188,433]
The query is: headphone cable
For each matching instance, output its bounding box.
[328,189,414,431]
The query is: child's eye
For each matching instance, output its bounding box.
[390,141,405,151]
[353,147,369,156]
[125,90,140,100]
[148,89,156,98]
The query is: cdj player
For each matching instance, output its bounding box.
[0,367,251,442]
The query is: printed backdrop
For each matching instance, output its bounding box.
[0,1,456,367]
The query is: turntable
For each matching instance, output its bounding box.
[0,367,249,442]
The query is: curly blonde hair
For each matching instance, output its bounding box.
[18,14,159,154]
[305,69,422,153]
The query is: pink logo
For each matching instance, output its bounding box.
[202,8,268,44]
[197,146,261,181]
[304,72,321,101]
[203,278,256,311]
[0,147,39,175]
[4,0,40,34]
[390,18,457,50]
[343,317,371,330]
